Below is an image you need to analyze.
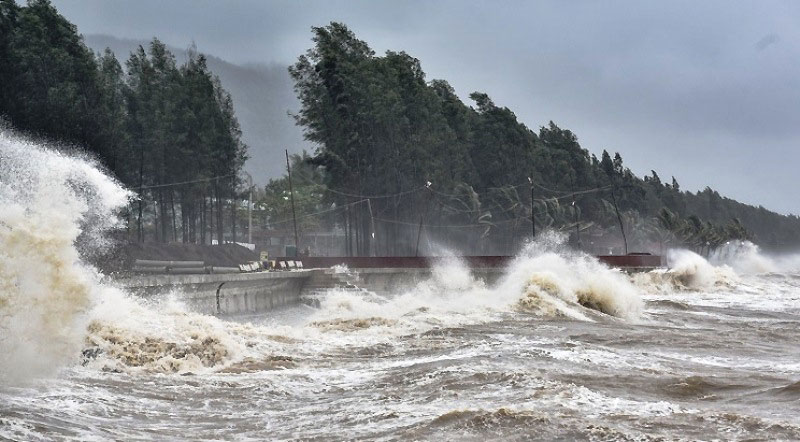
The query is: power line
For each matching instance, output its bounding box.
[293,174,425,199]
[373,215,536,229]
[137,174,236,190]
[263,198,369,226]
[322,185,425,200]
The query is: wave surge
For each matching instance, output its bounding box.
[0,131,129,382]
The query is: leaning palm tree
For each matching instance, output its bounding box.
[623,210,659,252]
[438,183,494,252]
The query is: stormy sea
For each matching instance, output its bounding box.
[1,131,799,441]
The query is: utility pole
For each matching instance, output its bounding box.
[609,182,628,255]
[366,198,376,257]
[415,181,433,257]
[572,198,580,248]
[528,177,535,238]
[244,172,253,245]
[285,149,300,254]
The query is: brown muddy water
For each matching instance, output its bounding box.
[1,130,799,441]
[3,252,800,441]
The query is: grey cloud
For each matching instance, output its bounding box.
[756,33,779,51]
[51,0,800,214]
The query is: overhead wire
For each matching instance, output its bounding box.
[292,173,426,199]
[137,174,237,190]
[257,172,613,231]
[263,198,369,226]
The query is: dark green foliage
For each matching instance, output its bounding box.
[290,23,800,254]
[1,0,101,148]
[0,1,247,244]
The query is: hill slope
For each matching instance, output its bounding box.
[84,34,308,184]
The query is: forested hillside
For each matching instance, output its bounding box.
[2,1,798,255]
[83,34,306,182]
[275,22,800,254]
[0,0,246,245]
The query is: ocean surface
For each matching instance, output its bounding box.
[2,130,799,441]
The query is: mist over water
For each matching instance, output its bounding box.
[2,131,800,440]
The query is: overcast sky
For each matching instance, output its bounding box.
[53,0,800,214]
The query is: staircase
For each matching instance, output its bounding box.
[299,269,364,307]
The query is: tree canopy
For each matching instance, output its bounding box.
[288,22,800,255]
[0,0,247,245]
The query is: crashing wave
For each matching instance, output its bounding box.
[502,234,644,320]
[632,249,739,293]
[0,130,290,378]
[0,131,129,382]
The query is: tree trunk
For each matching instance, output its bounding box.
[152,199,160,243]
[344,206,350,256]
[209,194,214,245]
[200,195,207,245]
[355,203,361,256]
[181,199,188,244]
[231,195,237,244]
[157,189,167,243]
[137,146,145,243]
[170,190,178,243]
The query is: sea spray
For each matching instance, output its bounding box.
[497,232,644,320]
[0,131,285,377]
[0,131,129,382]
[308,232,645,331]
[83,289,253,373]
[307,257,496,336]
[709,241,776,275]
[0,129,647,382]
[631,249,739,293]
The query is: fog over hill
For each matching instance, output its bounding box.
[84,34,308,184]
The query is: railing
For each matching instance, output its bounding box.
[297,254,663,269]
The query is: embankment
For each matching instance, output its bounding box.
[117,271,312,315]
[117,267,505,315]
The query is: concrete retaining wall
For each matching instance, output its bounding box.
[118,267,505,315]
[118,271,313,315]
[339,268,502,294]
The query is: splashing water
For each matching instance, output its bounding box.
[668,248,738,289]
[0,130,290,378]
[499,233,644,320]
[0,131,131,382]
[709,240,777,275]
[4,130,800,440]
[306,232,644,336]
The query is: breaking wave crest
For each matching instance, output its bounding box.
[502,235,643,320]
[647,249,739,291]
[0,131,280,378]
[632,244,785,293]
[0,131,129,382]
[632,242,800,297]
[307,233,645,331]
[82,291,250,374]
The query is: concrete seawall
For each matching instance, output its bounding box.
[327,268,503,294]
[117,271,313,315]
[118,267,505,315]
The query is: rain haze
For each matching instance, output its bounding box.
[6,2,800,440]
[52,0,800,215]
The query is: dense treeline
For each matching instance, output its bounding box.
[3,3,798,255]
[0,0,246,244]
[285,22,800,255]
